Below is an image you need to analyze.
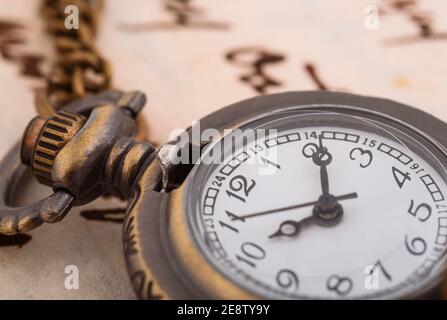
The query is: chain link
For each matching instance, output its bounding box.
[37,0,112,115]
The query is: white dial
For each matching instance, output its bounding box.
[186,111,447,299]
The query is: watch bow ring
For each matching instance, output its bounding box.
[0,90,152,235]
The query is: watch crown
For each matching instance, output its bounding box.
[21,111,86,186]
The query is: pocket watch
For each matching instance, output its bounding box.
[120,90,447,300]
[1,1,446,300]
[2,90,446,300]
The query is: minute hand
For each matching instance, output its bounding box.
[238,192,358,220]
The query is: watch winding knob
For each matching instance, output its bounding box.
[21,111,86,186]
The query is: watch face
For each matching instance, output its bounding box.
[185,106,447,299]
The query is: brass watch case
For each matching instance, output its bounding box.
[123,91,447,300]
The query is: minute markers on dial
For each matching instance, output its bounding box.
[219,151,250,176]
[435,217,447,247]
[320,131,359,143]
[377,142,413,165]
[420,174,445,202]
[265,132,301,148]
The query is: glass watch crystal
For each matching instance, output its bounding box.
[186,107,447,299]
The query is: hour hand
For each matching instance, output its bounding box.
[269,216,314,238]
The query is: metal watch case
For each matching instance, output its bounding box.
[123,91,447,300]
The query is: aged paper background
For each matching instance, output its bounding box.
[0,0,446,298]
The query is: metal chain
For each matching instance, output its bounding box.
[36,0,112,115]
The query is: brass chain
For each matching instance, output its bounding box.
[36,0,112,116]
[36,0,148,140]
